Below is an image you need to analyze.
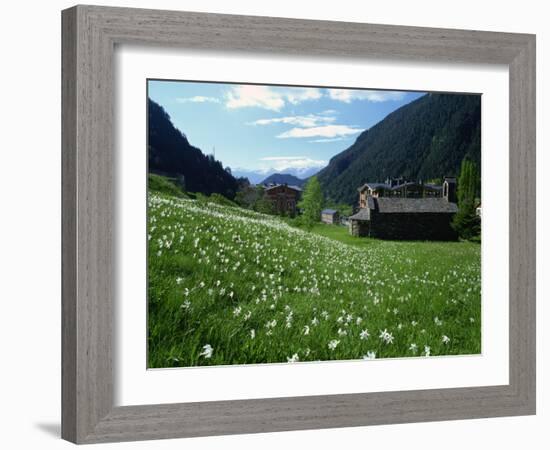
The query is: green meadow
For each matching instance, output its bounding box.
[147,188,481,368]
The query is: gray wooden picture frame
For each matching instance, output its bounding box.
[61,4,536,444]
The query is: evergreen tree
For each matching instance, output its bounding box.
[452,158,481,240]
[298,176,324,228]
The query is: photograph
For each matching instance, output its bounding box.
[146,80,482,368]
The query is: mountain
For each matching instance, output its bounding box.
[316,93,481,205]
[232,166,322,185]
[259,173,306,187]
[231,169,269,185]
[148,99,239,199]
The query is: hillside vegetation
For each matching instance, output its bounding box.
[148,99,240,199]
[317,93,481,205]
[148,188,481,367]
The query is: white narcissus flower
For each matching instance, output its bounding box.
[328,339,340,351]
[287,353,300,363]
[442,335,451,344]
[363,351,376,360]
[200,344,213,359]
[180,299,191,310]
[379,329,394,344]
[360,329,370,340]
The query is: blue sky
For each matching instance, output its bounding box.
[148,80,425,177]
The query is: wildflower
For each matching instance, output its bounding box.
[379,329,394,344]
[424,345,431,357]
[442,335,451,344]
[233,306,242,317]
[360,329,370,340]
[176,277,183,284]
[363,351,376,360]
[303,325,310,335]
[200,344,213,359]
[311,317,319,326]
[434,317,443,326]
[199,281,205,288]
[250,329,255,339]
[328,339,340,351]
[409,343,418,353]
[243,311,252,321]
[356,317,363,325]
[287,353,300,363]
[180,299,191,310]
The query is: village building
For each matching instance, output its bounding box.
[350,177,458,240]
[358,177,444,207]
[263,184,301,216]
[321,209,340,224]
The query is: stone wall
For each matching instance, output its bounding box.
[349,220,370,237]
[370,212,458,241]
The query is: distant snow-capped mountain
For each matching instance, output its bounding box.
[232,166,322,184]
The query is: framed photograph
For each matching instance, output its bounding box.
[62,5,536,444]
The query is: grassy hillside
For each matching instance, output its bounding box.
[148,191,481,367]
[317,93,481,205]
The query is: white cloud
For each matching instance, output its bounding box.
[328,89,406,103]
[308,137,350,143]
[284,87,323,105]
[258,156,327,172]
[225,85,322,111]
[276,125,362,139]
[176,96,220,103]
[249,114,336,128]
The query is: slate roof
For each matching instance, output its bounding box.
[373,197,458,214]
[264,184,302,192]
[321,209,338,215]
[358,182,386,192]
[424,184,443,191]
[350,197,457,220]
[349,208,371,220]
[359,181,445,192]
